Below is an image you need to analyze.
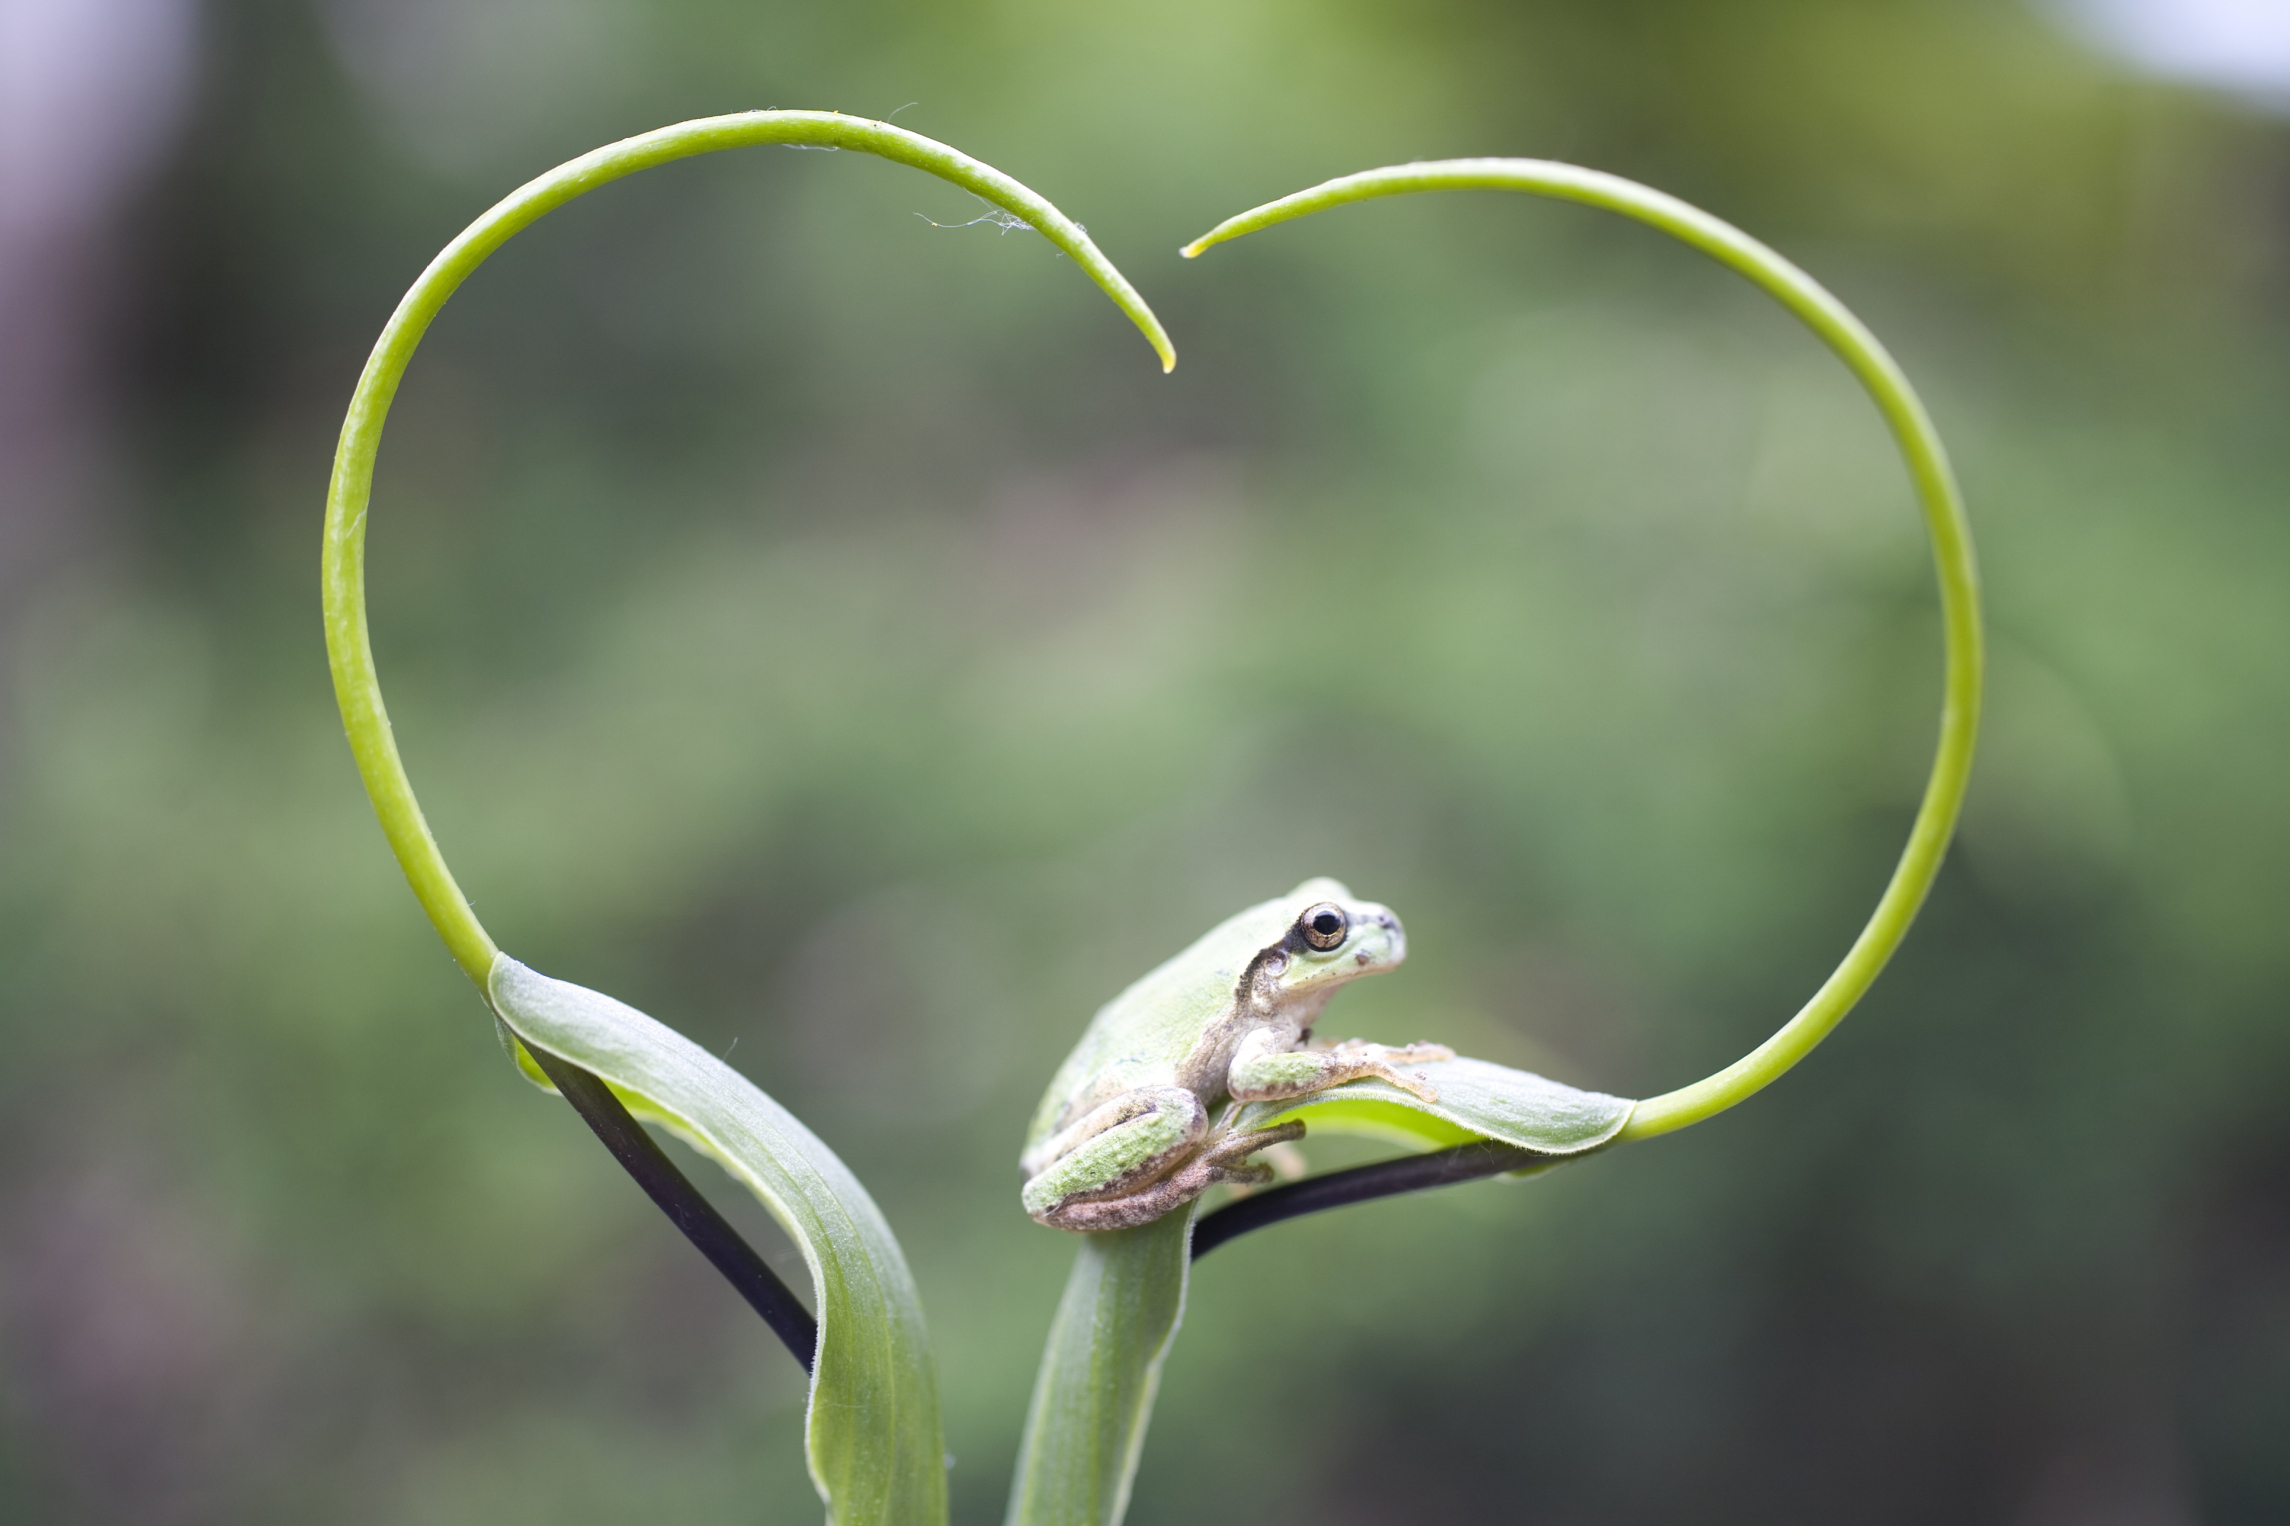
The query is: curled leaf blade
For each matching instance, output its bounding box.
[1240,1055,1635,1158]
[490,955,944,1526]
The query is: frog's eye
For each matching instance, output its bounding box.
[1297,903,1349,951]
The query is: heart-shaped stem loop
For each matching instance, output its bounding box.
[324,111,1173,986]
[1189,161,1983,1141]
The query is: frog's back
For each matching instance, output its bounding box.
[1023,881,1342,1151]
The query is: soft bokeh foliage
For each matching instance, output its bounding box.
[1,1,2285,1522]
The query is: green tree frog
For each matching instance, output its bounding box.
[1020,878,1452,1232]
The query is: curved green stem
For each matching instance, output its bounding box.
[324,112,1174,986]
[1186,161,1982,1141]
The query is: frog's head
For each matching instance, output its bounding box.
[1253,877,1406,1009]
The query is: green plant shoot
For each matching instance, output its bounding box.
[1004,160,1982,1526]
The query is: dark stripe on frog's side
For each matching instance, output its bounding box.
[1173,942,1287,1098]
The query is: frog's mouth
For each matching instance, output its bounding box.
[1344,909,1406,972]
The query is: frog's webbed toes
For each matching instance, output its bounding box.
[1347,1042,1451,1102]
[1200,1118,1306,1169]
[1372,1063,1442,1103]
[1184,1124,1299,1195]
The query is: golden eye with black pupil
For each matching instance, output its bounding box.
[1298,903,1348,951]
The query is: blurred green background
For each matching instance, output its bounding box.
[2,0,2286,1521]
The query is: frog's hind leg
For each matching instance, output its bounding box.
[1022,1086,1208,1227]
[1035,1117,1307,1234]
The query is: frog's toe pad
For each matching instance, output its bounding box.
[1208,1160,1275,1189]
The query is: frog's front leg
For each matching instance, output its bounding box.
[1226,1028,1456,1104]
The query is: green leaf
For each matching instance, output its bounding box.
[1236,1056,1635,1162]
[489,955,945,1526]
[1004,1210,1192,1526]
